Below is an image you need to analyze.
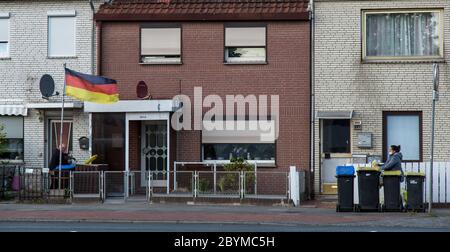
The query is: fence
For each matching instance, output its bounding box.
[2,166,299,204]
[349,162,450,204]
[0,164,20,201]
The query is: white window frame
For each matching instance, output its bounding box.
[362,9,444,62]
[47,11,76,58]
[0,12,10,58]
[224,25,267,64]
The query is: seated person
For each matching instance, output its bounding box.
[49,144,70,171]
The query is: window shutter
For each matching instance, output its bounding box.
[225,27,266,47]
[48,16,76,56]
[141,28,181,55]
[202,120,276,144]
[0,116,24,139]
[0,18,9,42]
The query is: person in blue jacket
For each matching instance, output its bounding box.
[381,145,404,182]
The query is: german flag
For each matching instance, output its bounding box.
[65,68,119,104]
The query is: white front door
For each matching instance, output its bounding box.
[141,120,168,187]
[320,119,351,194]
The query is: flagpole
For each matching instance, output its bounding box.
[58,63,67,190]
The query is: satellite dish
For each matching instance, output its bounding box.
[39,74,57,98]
[136,80,149,99]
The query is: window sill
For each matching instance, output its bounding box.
[139,62,183,65]
[0,160,24,165]
[47,56,78,59]
[362,58,446,64]
[203,160,276,167]
[224,61,268,65]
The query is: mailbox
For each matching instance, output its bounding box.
[78,137,90,150]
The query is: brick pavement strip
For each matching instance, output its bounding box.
[0,203,426,225]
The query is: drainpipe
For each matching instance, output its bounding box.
[309,0,316,199]
[89,0,95,75]
[88,0,95,156]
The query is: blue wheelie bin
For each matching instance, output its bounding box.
[336,166,355,212]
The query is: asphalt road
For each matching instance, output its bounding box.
[1,221,450,232]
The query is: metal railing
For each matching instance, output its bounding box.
[70,171,103,200]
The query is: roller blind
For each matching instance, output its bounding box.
[225,27,266,47]
[141,28,181,55]
[202,120,276,144]
[48,16,76,56]
[0,116,23,139]
[0,18,8,42]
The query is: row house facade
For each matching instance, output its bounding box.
[90,0,312,195]
[0,0,102,168]
[313,0,450,195]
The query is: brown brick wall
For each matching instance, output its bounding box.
[129,121,140,171]
[100,21,310,176]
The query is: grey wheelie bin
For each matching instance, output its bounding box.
[336,166,355,212]
[381,170,403,212]
[405,172,426,212]
[355,167,381,212]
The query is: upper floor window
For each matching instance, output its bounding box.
[363,9,443,62]
[225,24,266,64]
[0,13,10,58]
[48,11,76,57]
[140,25,181,64]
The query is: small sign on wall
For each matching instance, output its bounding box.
[357,132,372,148]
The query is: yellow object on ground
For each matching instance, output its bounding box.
[405,172,425,177]
[382,170,402,176]
[84,154,98,165]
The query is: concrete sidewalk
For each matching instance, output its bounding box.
[1,202,449,229]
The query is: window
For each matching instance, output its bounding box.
[203,143,275,161]
[384,112,422,161]
[0,14,9,58]
[92,113,125,172]
[0,116,24,160]
[48,12,76,57]
[140,26,181,63]
[202,120,276,163]
[363,9,443,61]
[322,119,350,153]
[225,25,266,63]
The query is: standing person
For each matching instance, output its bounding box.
[381,145,404,181]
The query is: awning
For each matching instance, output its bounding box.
[84,100,175,113]
[26,102,83,109]
[316,110,353,119]
[0,105,27,116]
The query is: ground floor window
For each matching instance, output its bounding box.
[383,111,422,161]
[322,119,351,154]
[203,143,275,161]
[92,113,125,171]
[0,116,24,160]
[201,120,276,163]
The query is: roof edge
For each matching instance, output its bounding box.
[94,12,310,22]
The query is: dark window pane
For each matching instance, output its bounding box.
[203,143,275,161]
[92,113,125,171]
[225,47,266,63]
[322,119,350,153]
[0,139,24,160]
